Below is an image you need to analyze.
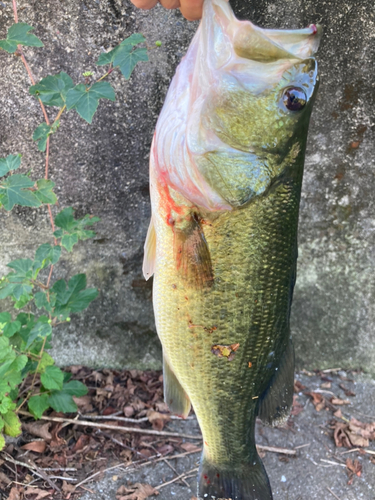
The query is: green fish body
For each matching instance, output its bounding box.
[143,1,321,498]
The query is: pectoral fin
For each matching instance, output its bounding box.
[163,356,191,418]
[143,216,156,280]
[257,339,294,426]
[174,215,214,289]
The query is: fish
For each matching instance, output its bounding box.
[143,0,321,498]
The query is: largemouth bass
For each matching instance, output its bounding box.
[143,0,321,498]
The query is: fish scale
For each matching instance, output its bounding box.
[153,173,300,467]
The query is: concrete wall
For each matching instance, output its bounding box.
[0,0,374,371]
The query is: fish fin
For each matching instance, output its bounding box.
[142,217,156,280]
[163,356,191,418]
[174,215,214,289]
[257,339,295,426]
[198,447,273,500]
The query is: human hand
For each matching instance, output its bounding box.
[130,0,204,21]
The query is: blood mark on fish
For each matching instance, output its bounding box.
[211,343,240,360]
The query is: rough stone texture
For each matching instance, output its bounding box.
[0,1,374,370]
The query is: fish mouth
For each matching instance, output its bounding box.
[210,0,322,62]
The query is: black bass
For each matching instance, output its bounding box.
[143,0,321,498]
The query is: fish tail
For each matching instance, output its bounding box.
[198,449,272,500]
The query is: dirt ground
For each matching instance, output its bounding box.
[1,369,375,500]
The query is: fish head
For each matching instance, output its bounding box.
[192,0,322,207]
[153,0,322,210]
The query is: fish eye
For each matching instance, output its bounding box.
[282,87,307,111]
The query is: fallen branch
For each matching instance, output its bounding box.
[18,410,202,440]
[327,487,342,500]
[256,445,296,456]
[1,453,61,492]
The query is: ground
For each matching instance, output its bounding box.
[1,368,375,500]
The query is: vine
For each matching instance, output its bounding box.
[0,1,157,448]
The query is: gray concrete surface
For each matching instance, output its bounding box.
[0,0,374,371]
[80,371,375,500]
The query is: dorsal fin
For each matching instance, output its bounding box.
[142,216,156,280]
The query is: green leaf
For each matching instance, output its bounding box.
[113,47,148,79]
[3,321,21,338]
[32,123,51,152]
[0,312,12,326]
[0,396,13,415]
[33,243,61,273]
[61,233,78,252]
[54,207,75,231]
[34,291,53,312]
[41,365,64,391]
[96,47,120,66]
[0,381,10,399]
[48,390,77,413]
[29,72,74,106]
[13,293,33,308]
[53,229,63,238]
[2,410,21,437]
[0,432,5,451]
[60,380,88,397]
[47,380,88,414]
[0,23,43,54]
[0,154,22,177]
[35,179,57,204]
[28,393,50,419]
[96,34,146,67]
[26,321,52,349]
[11,284,33,301]
[38,352,54,373]
[7,258,33,276]
[66,81,115,123]
[53,274,98,315]
[0,174,41,210]
[8,355,28,374]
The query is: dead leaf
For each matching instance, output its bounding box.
[331,397,350,406]
[8,487,23,500]
[116,483,159,500]
[305,391,326,411]
[333,422,352,448]
[71,433,90,453]
[156,444,174,455]
[124,406,135,417]
[22,422,52,441]
[21,441,47,453]
[333,409,342,418]
[346,458,362,485]
[62,481,76,494]
[0,471,11,486]
[320,382,331,389]
[339,383,356,397]
[290,395,304,416]
[146,410,170,431]
[73,395,94,413]
[24,487,52,499]
[180,442,201,453]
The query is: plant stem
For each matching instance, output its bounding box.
[54,105,66,124]
[96,66,113,82]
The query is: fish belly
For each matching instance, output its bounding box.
[152,173,299,466]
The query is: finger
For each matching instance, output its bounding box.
[179,0,203,20]
[130,0,158,10]
[159,0,181,9]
